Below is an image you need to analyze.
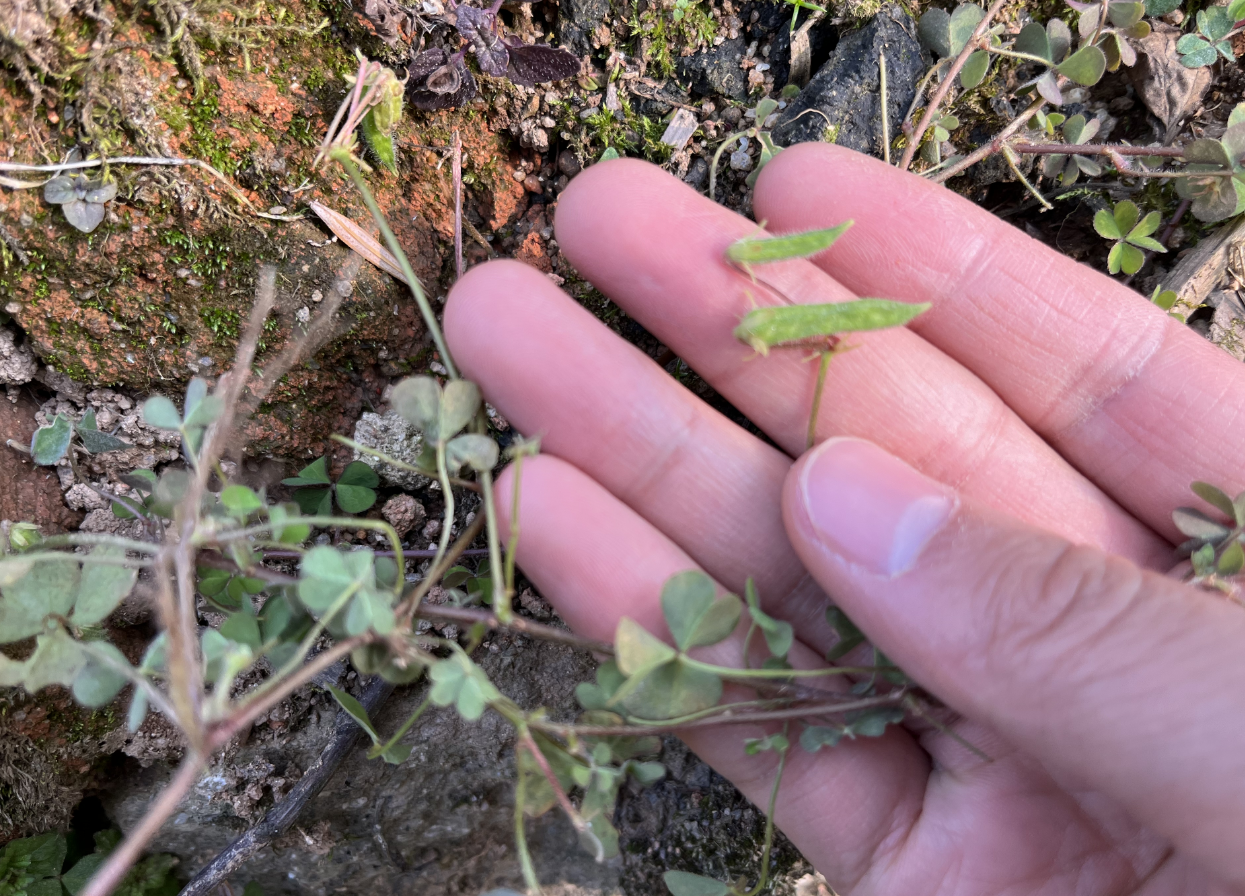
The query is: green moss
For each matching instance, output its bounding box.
[201,306,242,340]
[183,86,239,176]
[624,0,717,78]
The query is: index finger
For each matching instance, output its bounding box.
[754,143,1245,543]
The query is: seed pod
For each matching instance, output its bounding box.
[734,299,930,355]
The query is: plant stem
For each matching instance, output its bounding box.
[80,752,206,896]
[1010,142,1186,157]
[709,127,750,202]
[745,728,789,896]
[899,0,1008,171]
[371,696,432,759]
[807,349,832,450]
[1002,145,1051,210]
[479,467,511,623]
[879,48,890,165]
[513,744,542,895]
[332,152,459,379]
[932,94,1046,183]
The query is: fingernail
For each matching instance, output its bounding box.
[799,438,957,577]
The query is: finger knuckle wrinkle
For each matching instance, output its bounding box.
[979,542,1146,685]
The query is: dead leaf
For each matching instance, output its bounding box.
[309,201,412,287]
[660,108,699,151]
[1130,25,1213,143]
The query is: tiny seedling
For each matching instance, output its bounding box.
[344,52,406,172]
[708,97,784,202]
[42,175,117,233]
[1040,114,1103,184]
[1093,200,1166,274]
[282,456,381,515]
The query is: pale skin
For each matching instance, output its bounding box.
[442,144,1245,894]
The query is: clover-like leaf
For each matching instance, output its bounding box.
[663,870,732,896]
[43,176,78,205]
[575,659,626,710]
[1177,34,1218,67]
[62,200,107,233]
[1108,0,1145,28]
[660,570,741,651]
[72,643,129,708]
[335,461,379,513]
[1108,241,1145,275]
[1192,481,1238,521]
[24,628,88,692]
[391,375,441,433]
[283,455,333,486]
[220,484,264,517]
[142,395,182,430]
[298,545,374,613]
[30,413,72,465]
[615,656,722,719]
[959,49,991,89]
[615,617,677,674]
[446,433,499,473]
[845,705,906,737]
[428,648,501,720]
[72,546,137,626]
[438,379,481,442]
[1093,208,1123,240]
[825,605,865,661]
[1056,45,1107,86]
[0,555,80,643]
[744,578,793,659]
[1217,540,1245,576]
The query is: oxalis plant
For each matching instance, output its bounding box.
[899,0,1245,261]
[2,49,1242,896]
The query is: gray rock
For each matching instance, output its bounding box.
[557,0,609,56]
[772,5,926,156]
[352,411,431,491]
[0,327,36,386]
[677,38,749,101]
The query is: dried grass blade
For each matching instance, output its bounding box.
[310,200,412,286]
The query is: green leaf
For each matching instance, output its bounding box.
[825,605,865,661]
[427,649,501,721]
[1128,209,1161,240]
[445,433,500,473]
[1228,0,1245,22]
[948,3,985,53]
[1093,208,1122,240]
[616,657,722,720]
[71,546,136,626]
[661,570,741,651]
[220,485,264,516]
[1112,200,1140,235]
[337,461,380,489]
[1192,482,1237,520]
[744,579,793,659]
[663,870,732,896]
[269,504,310,545]
[1056,45,1107,86]
[614,617,677,674]
[334,483,377,514]
[1179,40,1218,67]
[292,487,333,516]
[77,421,129,453]
[1172,506,1231,540]
[20,832,68,878]
[1107,0,1145,28]
[127,689,149,732]
[1127,235,1166,253]
[1144,0,1182,15]
[1197,6,1231,39]
[1217,540,1244,576]
[24,628,88,691]
[325,684,382,743]
[735,298,930,354]
[845,705,906,737]
[575,660,625,710]
[437,380,481,442]
[725,221,853,266]
[1014,21,1052,61]
[183,393,223,430]
[221,611,262,649]
[63,853,105,895]
[743,732,789,754]
[298,546,373,613]
[141,396,182,430]
[31,414,73,465]
[959,49,990,89]
[282,456,332,486]
[72,644,129,707]
[0,555,80,643]
[1192,542,1216,575]
[917,6,953,56]
[1115,241,1145,275]
[800,724,845,752]
[390,376,441,433]
[1047,19,1072,62]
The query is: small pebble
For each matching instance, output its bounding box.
[522,175,543,194]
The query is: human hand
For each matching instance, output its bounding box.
[443,145,1245,894]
